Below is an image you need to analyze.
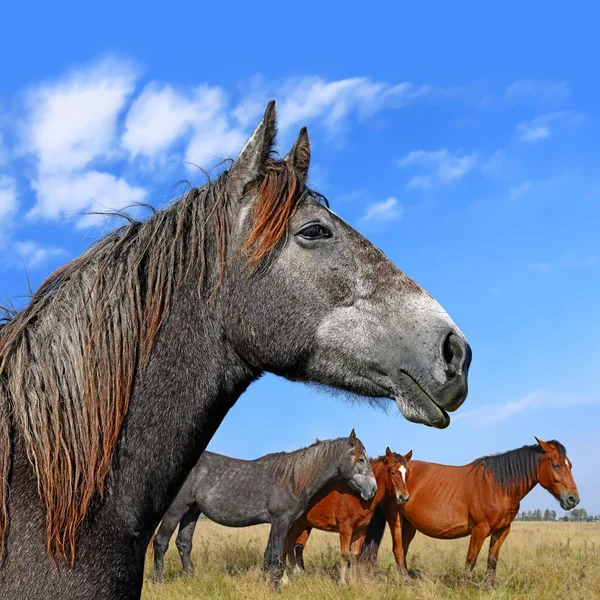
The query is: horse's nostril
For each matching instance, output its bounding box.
[442,332,464,369]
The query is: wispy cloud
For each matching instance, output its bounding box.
[235,77,451,137]
[516,111,585,143]
[123,83,245,165]
[359,197,403,224]
[9,61,459,229]
[21,57,137,173]
[29,170,146,227]
[528,251,598,272]
[456,390,600,425]
[508,181,532,202]
[19,57,143,225]
[0,175,17,221]
[0,176,17,243]
[398,149,477,190]
[14,240,66,268]
[505,79,571,106]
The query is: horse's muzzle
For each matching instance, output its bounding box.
[559,491,580,510]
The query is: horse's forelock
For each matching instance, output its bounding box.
[353,438,365,464]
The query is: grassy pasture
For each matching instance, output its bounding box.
[142,520,600,599]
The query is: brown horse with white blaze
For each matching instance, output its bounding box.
[283,448,412,584]
[362,438,579,585]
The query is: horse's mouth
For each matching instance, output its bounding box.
[393,372,450,429]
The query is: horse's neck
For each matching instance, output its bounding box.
[371,460,390,498]
[300,451,340,500]
[508,463,540,504]
[99,283,259,543]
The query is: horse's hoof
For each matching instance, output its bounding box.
[280,571,290,586]
[409,569,423,580]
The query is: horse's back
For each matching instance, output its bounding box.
[189,451,272,527]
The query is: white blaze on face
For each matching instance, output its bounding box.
[399,465,407,484]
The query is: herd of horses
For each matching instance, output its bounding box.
[0,100,574,599]
[152,435,578,589]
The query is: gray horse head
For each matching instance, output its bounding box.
[221,101,471,428]
[339,429,377,500]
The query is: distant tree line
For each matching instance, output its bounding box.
[515,508,599,522]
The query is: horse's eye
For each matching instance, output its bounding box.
[552,463,560,470]
[298,223,332,240]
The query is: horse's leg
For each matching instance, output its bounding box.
[338,527,352,585]
[464,523,490,579]
[401,516,419,578]
[485,526,511,586]
[348,532,364,582]
[383,501,411,580]
[153,511,184,582]
[265,518,290,591]
[294,528,311,573]
[175,507,201,576]
[281,521,308,585]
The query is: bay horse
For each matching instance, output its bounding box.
[362,438,579,585]
[0,100,471,600]
[283,447,412,584]
[153,431,376,588]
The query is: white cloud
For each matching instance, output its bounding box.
[17,58,147,227]
[0,175,17,221]
[0,133,7,165]
[359,197,403,223]
[508,181,532,202]
[13,65,459,228]
[21,57,137,173]
[30,170,146,227]
[123,83,237,161]
[14,240,66,268]
[185,115,247,166]
[516,111,585,143]
[505,79,571,105]
[234,77,447,136]
[399,149,478,190]
[456,390,600,425]
[528,251,598,273]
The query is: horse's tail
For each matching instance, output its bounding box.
[360,501,386,564]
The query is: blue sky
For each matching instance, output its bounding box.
[1,2,599,515]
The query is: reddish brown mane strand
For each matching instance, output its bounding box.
[241,161,303,269]
[353,439,365,464]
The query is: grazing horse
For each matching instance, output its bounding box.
[153,432,376,588]
[362,439,579,585]
[0,101,471,600]
[283,448,412,584]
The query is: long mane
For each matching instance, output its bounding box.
[0,159,308,561]
[266,437,364,496]
[471,441,566,494]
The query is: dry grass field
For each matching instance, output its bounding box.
[141,519,600,600]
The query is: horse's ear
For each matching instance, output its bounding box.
[535,437,552,453]
[284,127,311,181]
[227,100,277,200]
[385,447,393,459]
[349,429,357,444]
[404,450,413,462]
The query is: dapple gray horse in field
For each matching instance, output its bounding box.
[152,432,376,587]
[0,101,471,600]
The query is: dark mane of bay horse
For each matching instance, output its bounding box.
[471,441,567,494]
[267,437,365,495]
[0,158,321,562]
